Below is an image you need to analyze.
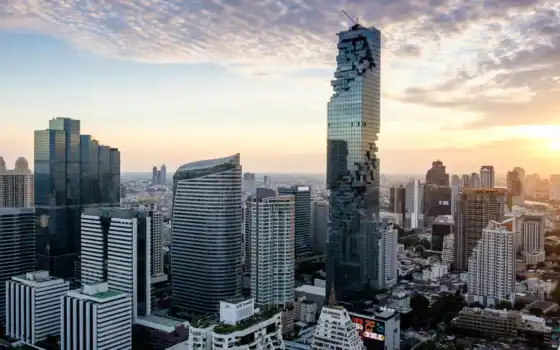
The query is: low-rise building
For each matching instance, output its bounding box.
[422,263,448,282]
[313,306,364,350]
[185,298,284,350]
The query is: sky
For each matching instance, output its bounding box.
[0,0,559,176]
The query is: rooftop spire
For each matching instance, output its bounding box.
[328,282,337,306]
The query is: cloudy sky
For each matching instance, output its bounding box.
[0,0,559,176]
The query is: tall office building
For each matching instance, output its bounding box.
[278,185,312,256]
[61,282,132,350]
[513,167,526,188]
[81,207,151,321]
[389,185,405,224]
[326,23,381,303]
[468,221,515,307]
[171,154,242,314]
[377,224,398,289]
[0,207,35,321]
[451,175,460,218]
[455,188,506,270]
[160,164,167,185]
[460,174,470,188]
[525,173,540,199]
[506,170,524,208]
[550,175,560,201]
[312,200,329,254]
[263,175,273,189]
[243,172,257,195]
[405,179,424,229]
[470,172,481,188]
[0,157,34,208]
[480,166,495,188]
[246,188,295,307]
[152,166,158,185]
[5,271,69,344]
[34,118,120,278]
[426,160,450,186]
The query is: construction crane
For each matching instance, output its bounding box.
[340,10,358,25]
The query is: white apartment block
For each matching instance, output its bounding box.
[378,225,398,289]
[81,208,151,322]
[468,221,516,307]
[422,263,449,282]
[442,233,455,266]
[5,271,69,344]
[312,306,364,350]
[405,180,424,229]
[247,188,295,307]
[299,300,318,324]
[61,282,132,350]
[186,298,284,350]
[0,160,34,208]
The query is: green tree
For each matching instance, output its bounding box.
[420,238,431,250]
[529,307,544,317]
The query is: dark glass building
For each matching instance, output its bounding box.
[278,185,311,256]
[326,24,381,303]
[34,118,120,278]
[171,154,242,315]
[0,208,35,322]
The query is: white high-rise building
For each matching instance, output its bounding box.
[61,282,132,350]
[312,306,364,350]
[468,221,516,307]
[243,173,257,195]
[247,188,295,307]
[81,207,151,322]
[521,214,546,261]
[550,175,560,201]
[405,179,424,229]
[470,173,481,188]
[0,157,34,208]
[5,271,69,344]
[378,225,398,289]
[442,233,456,266]
[480,166,495,188]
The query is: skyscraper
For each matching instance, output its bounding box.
[470,172,481,188]
[480,166,495,188]
[405,179,424,229]
[455,188,506,270]
[468,221,515,307]
[278,185,312,256]
[34,118,120,278]
[389,185,406,224]
[243,172,257,195]
[506,170,524,208]
[0,207,35,322]
[81,207,151,321]
[171,154,242,314]
[423,161,451,227]
[160,164,167,184]
[152,166,158,185]
[451,175,460,218]
[426,160,450,186]
[312,200,329,254]
[326,22,381,303]
[246,188,295,308]
[0,157,34,208]
[377,224,398,289]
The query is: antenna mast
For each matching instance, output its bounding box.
[340,10,358,25]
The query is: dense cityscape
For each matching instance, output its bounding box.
[1,14,560,350]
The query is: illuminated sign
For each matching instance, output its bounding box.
[350,315,385,343]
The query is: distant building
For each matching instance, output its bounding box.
[423,184,451,227]
[160,164,167,185]
[0,157,33,208]
[0,207,35,321]
[5,271,69,344]
[431,215,454,252]
[455,188,506,270]
[389,185,406,224]
[468,221,516,307]
[349,308,401,350]
[426,160,450,186]
[549,175,560,201]
[152,166,158,185]
[480,166,495,188]
[243,172,257,195]
[451,175,460,218]
[278,185,312,256]
[312,200,329,254]
[507,169,525,208]
[405,179,424,229]
[525,173,540,199]
[520,213,546,263]
[61,282,132,350]
[442,234,456,267]
[263,175,273,189]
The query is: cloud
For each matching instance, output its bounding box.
[1,0,559,127]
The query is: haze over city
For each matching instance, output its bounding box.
[1,0,559,175]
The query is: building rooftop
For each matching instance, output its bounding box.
[295,285,326,297]
[176,154,239,173]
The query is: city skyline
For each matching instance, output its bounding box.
[1,1,560,174]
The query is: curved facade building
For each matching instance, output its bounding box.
[171,154,243,314]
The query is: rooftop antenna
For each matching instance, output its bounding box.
[340,10,358,25]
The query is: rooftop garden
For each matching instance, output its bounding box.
[213,307,280,335]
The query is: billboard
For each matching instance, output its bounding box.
[350,314,386,344]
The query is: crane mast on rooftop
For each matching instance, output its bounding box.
[340,10,358,25]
